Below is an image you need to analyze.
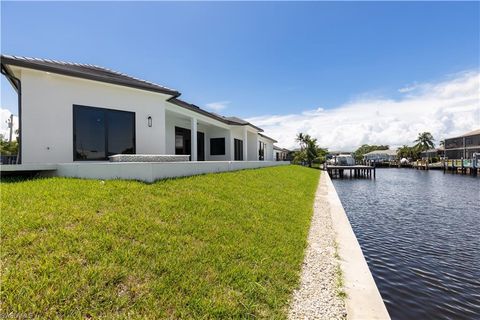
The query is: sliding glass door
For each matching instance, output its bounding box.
[73,105,135,161]
[175,126,205,161]
[234,139,243,160]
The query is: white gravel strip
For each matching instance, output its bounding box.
[289,173,347,320]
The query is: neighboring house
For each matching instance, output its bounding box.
[1,55,278,164]
[363,149,397,163]
[444,129,480,159]
[273,146,290,161]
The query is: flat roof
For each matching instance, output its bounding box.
[446,128,480,140]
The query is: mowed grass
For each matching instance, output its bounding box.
[1,165,319,319]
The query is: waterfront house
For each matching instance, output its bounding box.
[363,149,397,163]
[1,55,278,166]
[444,129,480,160]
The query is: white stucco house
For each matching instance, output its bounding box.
[1,55,280,165]
[273,146,290,161]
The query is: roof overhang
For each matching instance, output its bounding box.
[258,133,278,143]
[1,55,181,97]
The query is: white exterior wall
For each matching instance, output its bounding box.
[247,131,259,161]
[12,67,279,165]
[265,141,274,161]
[19,68,171,164]
[205,126,231,161]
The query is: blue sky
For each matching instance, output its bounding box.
[1,2,479,149]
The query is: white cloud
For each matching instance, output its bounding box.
[0,108,19,141]
[247,71,480,151]
[205,100,230,112]
[398,83,418,93]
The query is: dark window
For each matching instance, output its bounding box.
[197,132,205,161]
[465,135,480,147]
[210,138,225,155]
[73,105,135,161]
[73,107,106,160]
[445,149,463,159]
[234,139,243,161]
[445,138,463,149]
[259,141,266,161]
[107,110,135,156]
[175,127,205,161]
[175,127,191,157]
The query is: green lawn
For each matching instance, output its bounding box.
[1,165,319,319]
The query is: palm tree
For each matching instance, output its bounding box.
[296,133,312,150]
[397,145,411,158]
[414,132,435,151]
[294,132,318,167]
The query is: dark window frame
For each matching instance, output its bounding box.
[259,141,266,161]
[234,138,243,161]
[73,104,136,161]
[210,137,226,156]
[174,126,205,161]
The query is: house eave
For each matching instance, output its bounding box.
[1,56,181,98]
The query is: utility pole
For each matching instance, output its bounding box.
[6,114,14,142]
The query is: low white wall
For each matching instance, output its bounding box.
[55,161,290,183]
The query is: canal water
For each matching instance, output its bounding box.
[332,168,480,320]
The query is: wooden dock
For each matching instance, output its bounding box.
[443,159,479,176]
[324,165,375,179]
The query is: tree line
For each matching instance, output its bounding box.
[292,131,437,166]
[0,133,19,156]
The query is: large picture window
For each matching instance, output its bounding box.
[210,138,225,155]
[73,105,135,161]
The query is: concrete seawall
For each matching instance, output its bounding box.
[323,173,391,319]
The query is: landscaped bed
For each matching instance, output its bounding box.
[1,165,320,318]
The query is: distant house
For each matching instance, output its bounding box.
[363,149,397,163]
[444,129,480,159]
[273,146,290,161]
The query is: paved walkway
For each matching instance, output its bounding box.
[288,173,347,319]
